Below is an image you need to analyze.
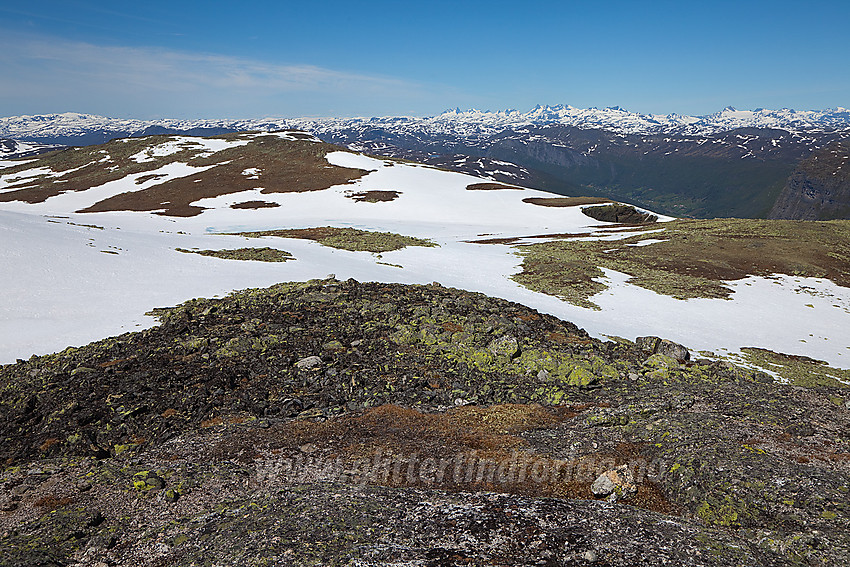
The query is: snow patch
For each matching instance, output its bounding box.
[626,238,668,247]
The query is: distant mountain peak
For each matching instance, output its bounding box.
[3,105,850,145]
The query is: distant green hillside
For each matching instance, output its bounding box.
[514,154,794,219]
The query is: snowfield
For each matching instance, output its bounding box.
[0,146,848,370]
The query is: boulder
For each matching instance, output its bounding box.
[636,336,690,362]
[657,339,690,362]
[591,465,638,502]
[295,355,322,370]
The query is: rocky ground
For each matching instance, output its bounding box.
[1,278,848,566]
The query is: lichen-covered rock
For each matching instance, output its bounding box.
[657,339,690,362]
[567,366,599,387]
[0,278,848,566]
[643,353,680,370]
[487,334,520,360]
[636,335,661,353]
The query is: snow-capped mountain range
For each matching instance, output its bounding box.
[2,106,849,219]
[2,105,850,145]
[298,105,850,138]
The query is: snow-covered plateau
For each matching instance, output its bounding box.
[0,134,848,372]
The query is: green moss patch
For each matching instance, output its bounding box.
[512,218,850,308]
[231,226,437,253]
[739,347,850,388]
[176,247,294,262]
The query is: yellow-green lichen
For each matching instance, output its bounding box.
[697,498,742,527]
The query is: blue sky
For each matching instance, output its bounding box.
[1,0,848,119]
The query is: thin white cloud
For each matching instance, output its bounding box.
[0,32,450,118]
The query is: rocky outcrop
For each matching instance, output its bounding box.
[769,141,850,220]
[582,204,658,224]
[0,279,848,566]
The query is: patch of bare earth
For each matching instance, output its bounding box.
[0,135,194,204]
[230,201,280,209]
[465,237,523,245]
[464,232,596,245]
[522,197,613,207]
[346,190,400,202]
[135,173,168,185]
[175,247,294,262]
[467,182,524,191]
[211,403,673,513]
